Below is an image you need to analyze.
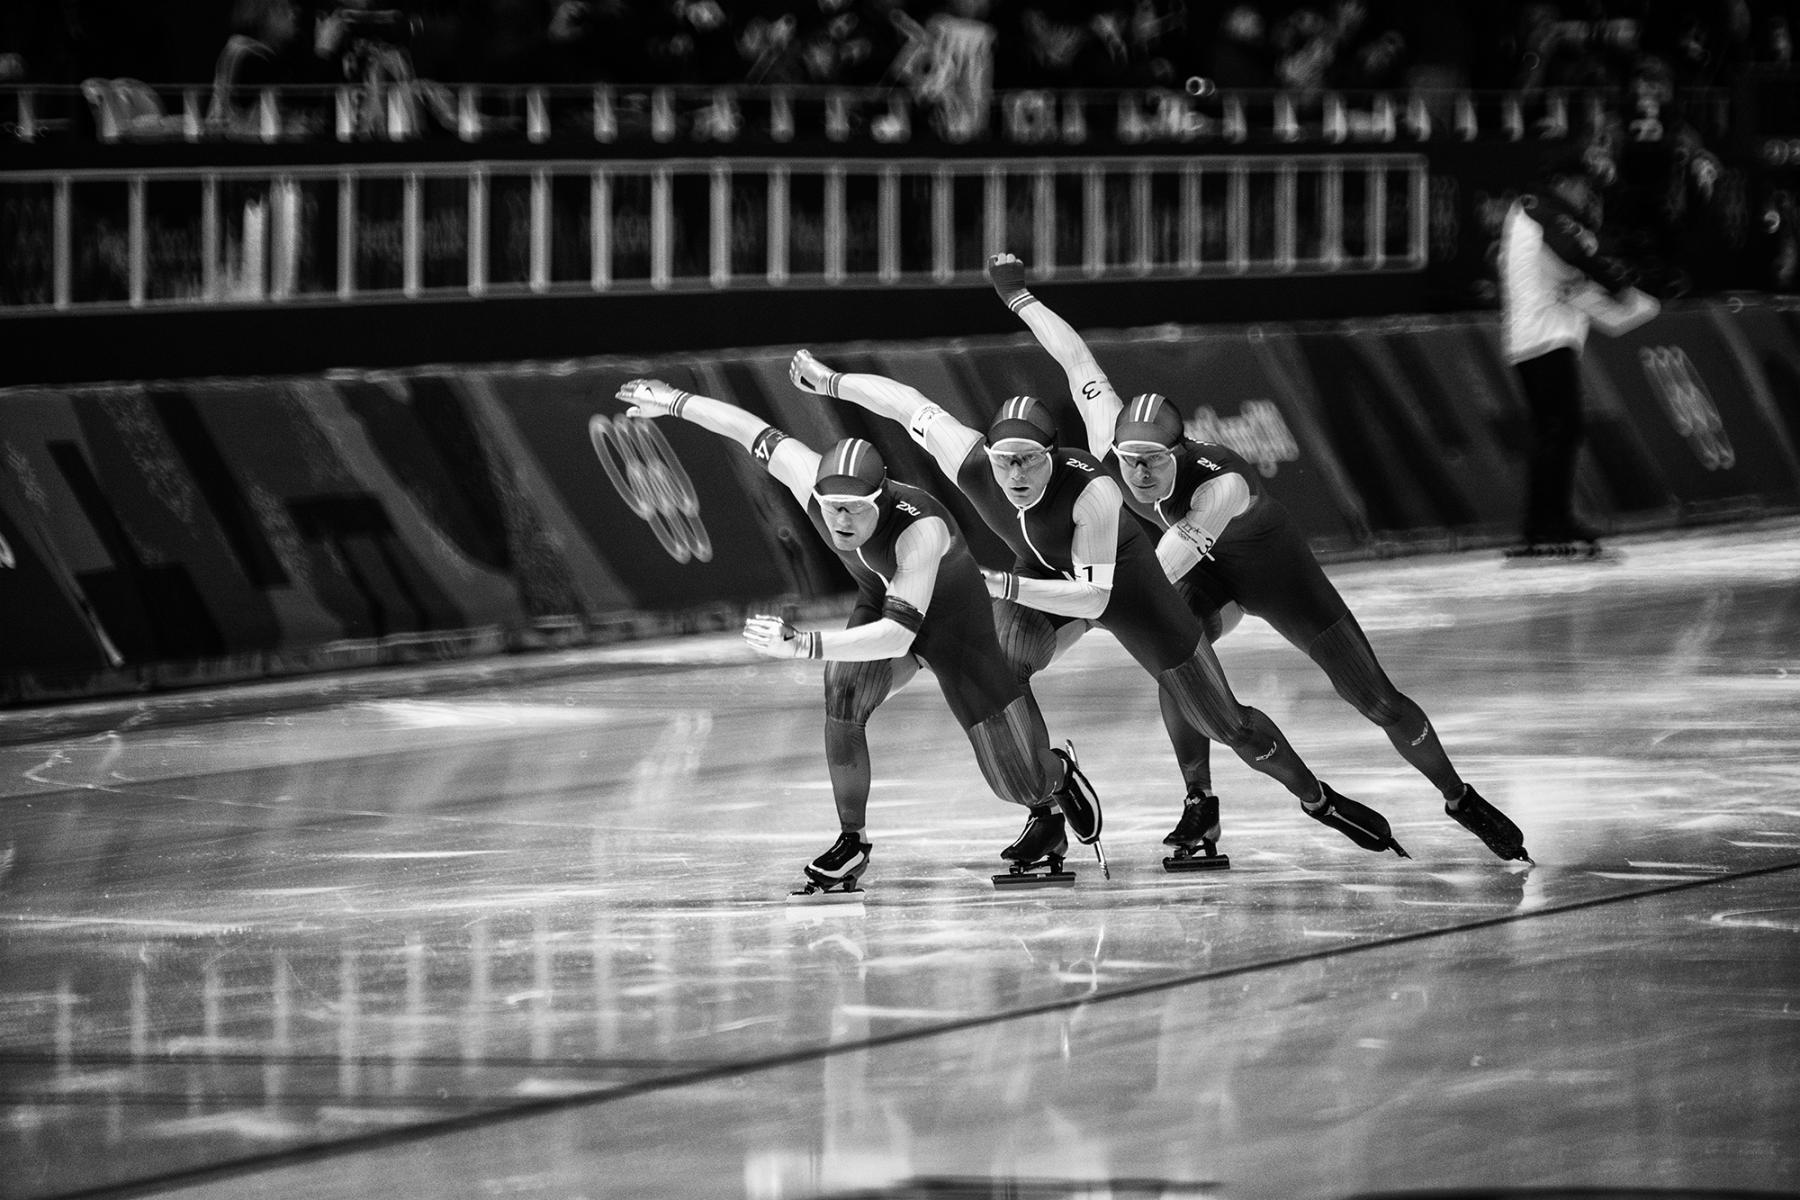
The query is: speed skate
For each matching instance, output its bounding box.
[993,808,1080,888]
[789,832,872,905]
[787,879,867,905]
[992,853,1078,889]
[1163,792,1231,872]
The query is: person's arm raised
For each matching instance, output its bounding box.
[987,252,1122,459]
[615,377,818,506]
[788,349,984,481]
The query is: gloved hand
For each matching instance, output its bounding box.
[744,613,820,659]
[615,378,690,419]
[788,350,840,398]
[985,252,1028,296]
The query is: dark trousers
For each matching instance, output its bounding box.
[1513,346,1588,543]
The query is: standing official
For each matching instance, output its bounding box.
[1499,155,1660,558]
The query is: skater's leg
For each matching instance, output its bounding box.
[1160,685,1215,796]
[966,694,1052,808]
[1155,642,1318,801]
[1308,613,1462,797]
[822,657,899,831]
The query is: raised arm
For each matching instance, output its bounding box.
[614,377,818,506]
[987,252,1122,459]
[789,350,984,481]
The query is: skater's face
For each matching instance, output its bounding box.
[815,492,881,549]
[985,440,1054,509]
[1113,442,1178,504]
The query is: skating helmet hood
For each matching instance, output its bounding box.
[986,395,1057,450]
[813,437,887,500]
[1113,392,1185,451]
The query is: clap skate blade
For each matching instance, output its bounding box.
[1163,839,1231,872]
[787,879,866,905]
[992,855,1077,888]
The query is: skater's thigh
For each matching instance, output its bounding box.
[914,601,1024,729]
[1215,519,1348,649]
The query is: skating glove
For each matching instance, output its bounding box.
[788,350,841,398]
[744,614,821,659]
[986,252,1034,311]
[615,378,693,420]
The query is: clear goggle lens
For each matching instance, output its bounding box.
[813,492,880,515]
[983,446,1050,471]
[1113,446,1175,470]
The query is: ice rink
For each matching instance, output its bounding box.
[4,520,1799,1200]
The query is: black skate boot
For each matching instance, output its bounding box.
[1163,790,1230,872]
[788,831,872,904]
[1304,783,1410,858]
[994,807,1076,888]
[1050,741,1108,878]
[1446,785,1532,863]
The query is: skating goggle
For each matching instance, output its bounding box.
[1113,443,1176,470]
[812,491,881,515]
[983,445,1051,472]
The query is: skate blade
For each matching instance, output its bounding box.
[991,871,1077,888]
[1387,839,1411,860]
[1503,546,1618,567]
[787,885,865,906]
[1163,852,1231,872]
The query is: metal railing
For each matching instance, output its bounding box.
[0,153,1427,312]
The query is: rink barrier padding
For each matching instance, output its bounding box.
[4,296,1799,705]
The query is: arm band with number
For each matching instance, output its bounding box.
[750,425,789,466]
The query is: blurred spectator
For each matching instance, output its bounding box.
[316,0,458,137]
[639,0,740,84]
[0,0,79,85]
[208,0,304,137]
[1271,3,1362,98]
[1204,3,1275,91]
[532,0,647,82]
[894,0,996,141]
[795,0,906,86]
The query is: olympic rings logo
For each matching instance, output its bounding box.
[587,415,715,564]
[1638,345,1735,471]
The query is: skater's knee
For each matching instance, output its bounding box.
[992,599,1056,682]
[823,659,892,724]
[969,697,1047,806]
[1336,681,1407,727]
[1310,615,1404,724]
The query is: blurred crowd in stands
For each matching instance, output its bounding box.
[1,0,1794,96]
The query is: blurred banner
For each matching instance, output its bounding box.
[4,299,1798,703]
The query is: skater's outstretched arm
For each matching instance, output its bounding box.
[986,252,1122,460]
[789,349,984,483]
[617,378,940,662]
[616,377,819,506]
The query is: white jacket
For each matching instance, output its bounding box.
[1498,191,1638,365]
